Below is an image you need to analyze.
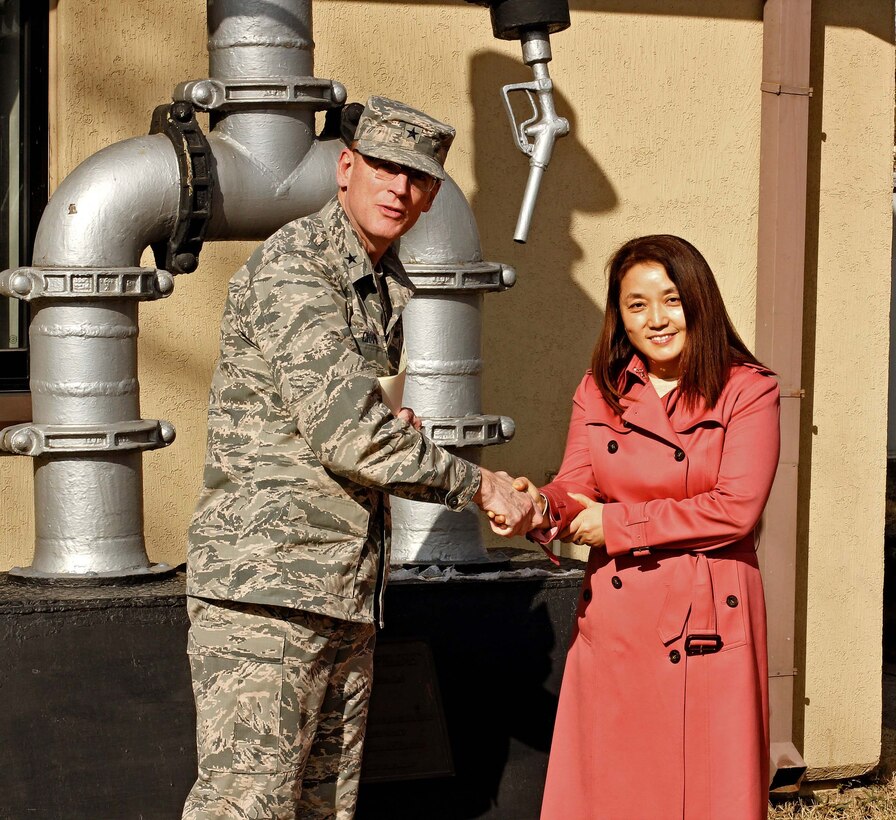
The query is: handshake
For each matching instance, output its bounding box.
[397,408,547,538]
[472,468,546,538]
[471,467,606,547]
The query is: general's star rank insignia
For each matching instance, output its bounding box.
[345,253,357,265]
[406,127,419,140]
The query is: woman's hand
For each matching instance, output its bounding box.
[562,492,606,547]
[512,476,550,531]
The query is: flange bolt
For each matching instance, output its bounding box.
[172,102,193,123]
[192,81,215,107]
[155,270,175,296]
[500,416,516,441]
[174,253,197,273]
[500,265,517,288]
[159,421,176,445]
[9,271,33,297]
[9,429,35,455]
[331,81,348,105]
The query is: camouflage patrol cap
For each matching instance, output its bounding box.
[352,96,455,182]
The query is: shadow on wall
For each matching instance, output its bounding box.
[468,49,616,477]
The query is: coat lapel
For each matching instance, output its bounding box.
[619,358,683,450]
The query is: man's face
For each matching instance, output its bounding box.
[336,149,440,259]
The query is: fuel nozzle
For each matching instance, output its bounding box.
[503,30,569,243]
[467,0,571,243]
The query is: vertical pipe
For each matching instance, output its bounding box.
[391,176,505,565]
[208,0,316,174]
[755,0,812,791]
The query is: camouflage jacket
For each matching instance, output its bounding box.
[188,196,480,623]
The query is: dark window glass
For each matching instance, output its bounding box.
[0,1,48,392]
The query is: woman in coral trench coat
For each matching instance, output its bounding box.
[511,235,780,820]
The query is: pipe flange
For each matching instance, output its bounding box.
[7,562,176,585]
[174,77,347,111]
[0,266,174,302]
[421,414,515,448]
[0,420,177,457]
[403,261,516,292]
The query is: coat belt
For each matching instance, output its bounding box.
[656,553,722,654]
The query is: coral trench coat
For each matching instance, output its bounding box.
[534,357,780,820]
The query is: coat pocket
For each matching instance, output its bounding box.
[708,556,749,653]
[280,495,365,600]
[356,337,392,377]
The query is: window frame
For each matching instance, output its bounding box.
[0,0,48,425]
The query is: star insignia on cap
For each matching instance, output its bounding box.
[406,127,419,140]
[345,253,357,265]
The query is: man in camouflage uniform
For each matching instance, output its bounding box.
[183,96,539,819]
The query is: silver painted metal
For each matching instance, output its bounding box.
[2,0,348,579]
[390,176,516,565]
[0,267,174,301]
[423,415,515,449]
[501,29,570,243]
[175,77,346,111]
[403,261,516,292]
[18,453,171,577]
[0,420,175,457]
[6,0,521,577]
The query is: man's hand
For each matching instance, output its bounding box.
[473,468,543,537]
[512,476,550,532]
[396,406,423,431]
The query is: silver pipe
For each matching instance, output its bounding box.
[205,133,340,239]
[391,176,516,565]
[208,0,314,78]
[33,135,180,268]
[208,0,317,174]
[2,0,338,579]
[6,0,513,576]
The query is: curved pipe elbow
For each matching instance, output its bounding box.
[34,134,181,268]
[32,130,345,269]
[399,174,484,265]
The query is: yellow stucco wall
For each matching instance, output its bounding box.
[0,0,891,781]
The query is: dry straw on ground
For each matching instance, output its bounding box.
[767,775,896,818]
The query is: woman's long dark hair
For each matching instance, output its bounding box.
[591,235,762,415]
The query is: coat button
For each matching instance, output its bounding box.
[607,440,618,454]
[582,588,592,602]
[674,448,685,462]
[669,650,681,664]
[726,595,739,608]
[611,576,622,589]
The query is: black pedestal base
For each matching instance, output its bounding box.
[0,550,583,819]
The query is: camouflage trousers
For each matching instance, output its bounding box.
[182,596,376,820]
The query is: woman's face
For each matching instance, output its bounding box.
[619,261,687,379]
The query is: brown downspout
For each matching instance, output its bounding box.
[755,0,812,794]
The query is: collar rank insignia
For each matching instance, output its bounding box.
[406,127,419,140]
[345,253,357,265]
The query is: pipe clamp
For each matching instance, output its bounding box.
[404,262,515,292]
[0,420,176,457]
[149,102,216,274]
[422,414,516,448]
[0,267,174,301]
[174,77,347,111]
